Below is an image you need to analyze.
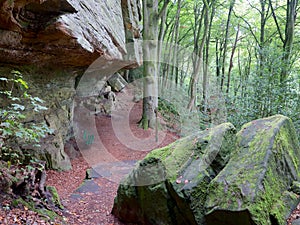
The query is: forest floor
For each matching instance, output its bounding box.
[0,88,179,225]
[45,98,179,225]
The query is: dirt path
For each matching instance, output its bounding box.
[46,95,179,224]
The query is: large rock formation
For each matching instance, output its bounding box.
[205,115,300,225]
[0,0,142,170]
[112,123,236,224]
[112,115,300,225]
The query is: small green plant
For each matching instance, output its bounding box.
[0,70,52,165]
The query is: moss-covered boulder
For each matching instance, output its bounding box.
[205,115,300,225]
[112,123,236,224]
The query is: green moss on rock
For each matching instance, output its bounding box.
[205,115,300,225]
[112,123,236,224]
[47,186,64,209]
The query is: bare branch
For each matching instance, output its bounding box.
[247,0,262,14]
[268,0,284,43]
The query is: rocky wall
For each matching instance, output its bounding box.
[0,0,142,170]
[0,0,142,67]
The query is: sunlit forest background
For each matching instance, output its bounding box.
[140,0,300,131]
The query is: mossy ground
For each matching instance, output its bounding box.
[47,186,64,209]
[12,197,60,221]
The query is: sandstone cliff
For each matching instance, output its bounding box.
[0,0,141,67]
[0,0,142,170]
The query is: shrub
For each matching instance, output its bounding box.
[0,70,52,165]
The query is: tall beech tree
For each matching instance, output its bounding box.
[141,0,170,129]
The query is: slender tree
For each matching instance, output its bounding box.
[188,0,211,111]
[269,0,298,82]
[220,0,235,91]
[226,24,239,94]
[140,0,170,129]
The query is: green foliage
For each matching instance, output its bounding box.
[158,98,179,116]
[156,0,300,136]
[0,70,52,165]
[226,45,300,131]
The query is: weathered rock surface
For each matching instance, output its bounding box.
[0,0,142,170]
[108,73,128,92]
[0,0,142,67]
[112,123,236,224]
[293,218,300,225]
[205,115,300,225]
[112,115,300,225]
[0,67,78,170]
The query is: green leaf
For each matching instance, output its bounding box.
[16,78,28,89]
[2,129,13,136]
[15,131,23,138]
[0,122,11,128]
[0,91,12,96]
[33,104,48,111]
[11,70,22,77]
[23,92,30,98]
[11,97,20,102]
[17,114,26,119]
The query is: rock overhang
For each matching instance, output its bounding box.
[0,0,142,68]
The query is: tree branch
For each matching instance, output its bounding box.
[247,0,262,14]
[158,0,171,19]
[268,0,284,43]
[233,10,260,46]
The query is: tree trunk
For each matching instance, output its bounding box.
[226,24,239,94]
[188,0,210,111]
[269,0,298,112]
[140,0,158,129]
[281,0,298,82]
[203,1,215,111]
[171,0,182,86]
[141,0,170,129]
[220,0,235,91]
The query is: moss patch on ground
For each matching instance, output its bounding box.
[12,197,60,221]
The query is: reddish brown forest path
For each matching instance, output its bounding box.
[46,97,179,225]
